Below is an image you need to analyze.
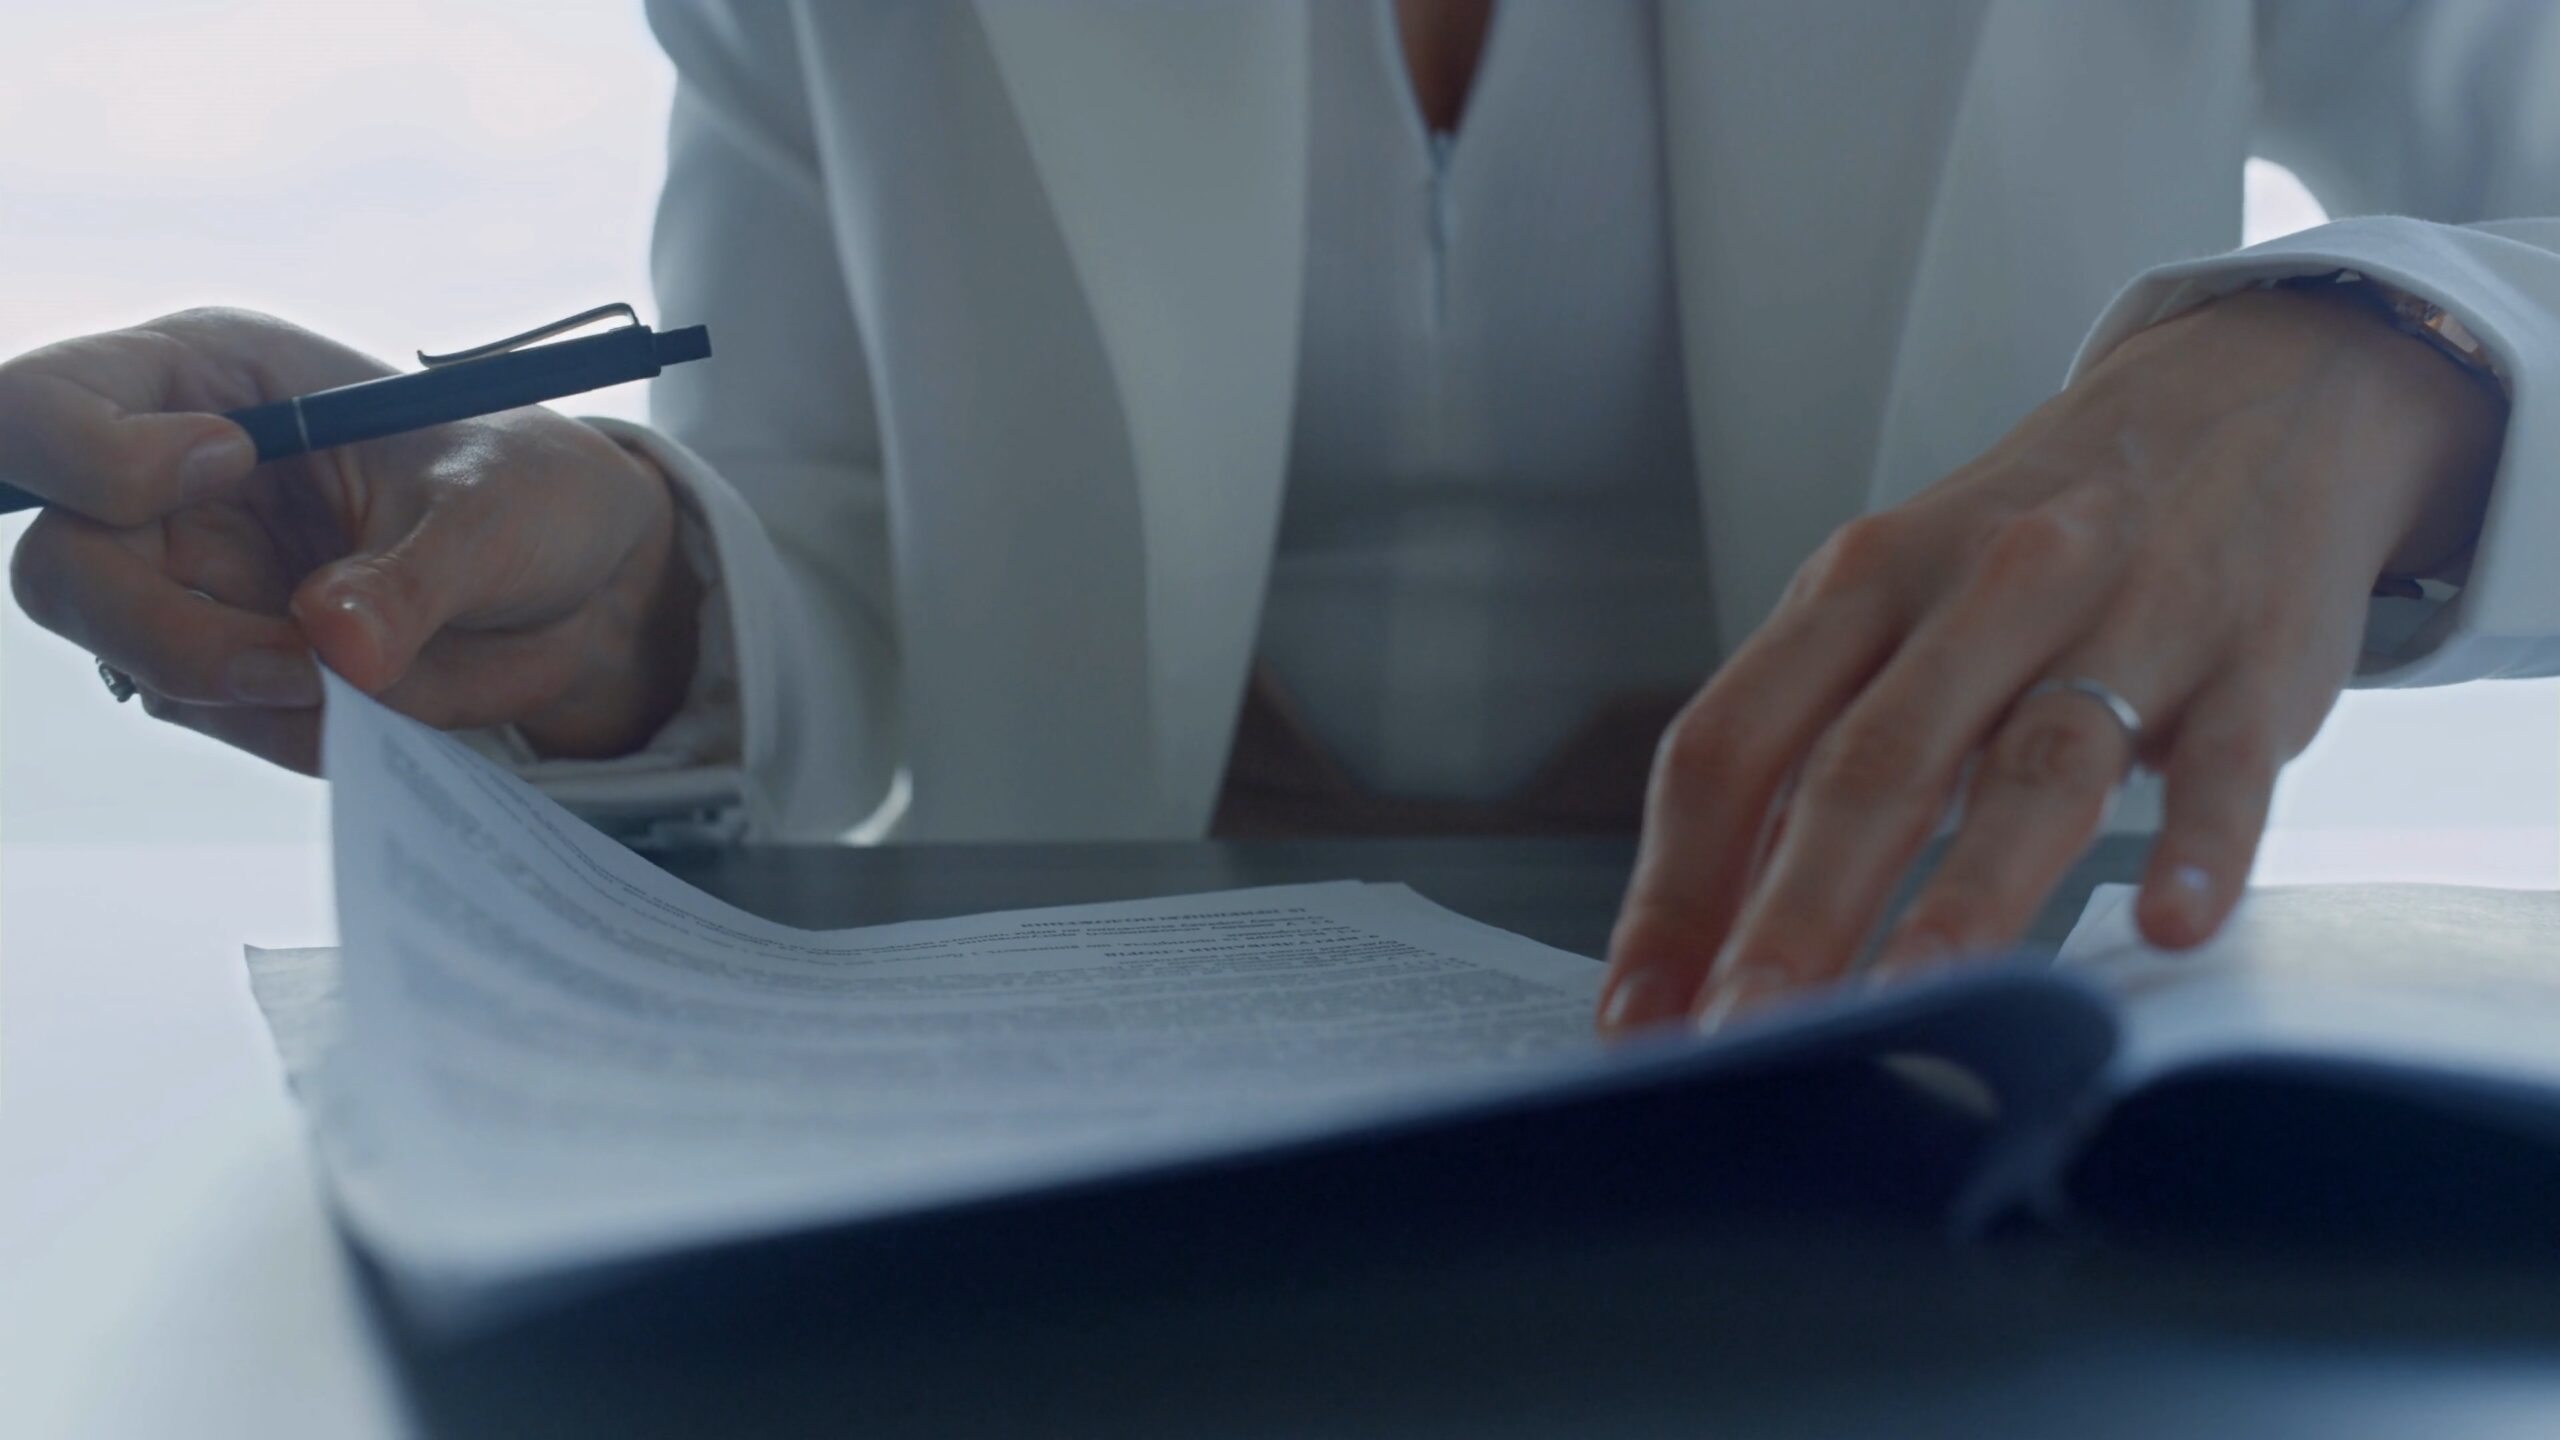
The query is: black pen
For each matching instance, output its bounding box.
[0,303,711,516]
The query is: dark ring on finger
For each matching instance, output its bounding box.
[97,658,137,704]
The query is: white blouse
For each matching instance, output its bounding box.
[526,0,1719,824]
[1261,0,1715,802]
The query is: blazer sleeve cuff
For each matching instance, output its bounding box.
[579,418,905,843]
[2067,214,2560,686]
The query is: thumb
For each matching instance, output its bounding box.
[0,372,257,524]
[125,412,261,515]
[291,510,481,695]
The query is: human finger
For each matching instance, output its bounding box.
[0,333,258,524]
[2131,676,2286,950]
[1874,674,2158,972]
[1699,499,2126,1016]
[1601,516,1916,1036]
[371,621,593,733]
[9,511,319,707]
[291,495,511,696]
[1874,544,2244,972]
[157,500,302,614]
[136,688,323,774]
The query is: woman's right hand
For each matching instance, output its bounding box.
[3,307,699,774]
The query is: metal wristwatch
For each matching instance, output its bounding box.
[2271,268,2511,399]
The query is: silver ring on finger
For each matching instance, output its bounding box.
[97,658,138,704]
[2021,675,2143,751]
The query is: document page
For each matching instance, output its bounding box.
[2059,882,2560,1092]
[303,675,1605,1324]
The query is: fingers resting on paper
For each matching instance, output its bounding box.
[1598,285,2493,1037]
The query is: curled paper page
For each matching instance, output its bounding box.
[2061,881,2560,1091]
[299,674,1608,1327]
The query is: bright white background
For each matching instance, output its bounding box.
[0,0,672,845]
[0,2,2551,853]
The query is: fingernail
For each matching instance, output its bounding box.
[324,591,399,682]
[180,430,255,502]
[2163,864,2214,924]
[1597,969,1669,1035]
[225,649,322,707]
[330,592,389,652]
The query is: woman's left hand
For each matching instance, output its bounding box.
[1598,286,2506,1035]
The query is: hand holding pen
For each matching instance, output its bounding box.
[1,305,711,770]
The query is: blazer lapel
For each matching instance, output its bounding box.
[797,3,1307,837]
[975,1,1311,833]
[1659,0,1992,652]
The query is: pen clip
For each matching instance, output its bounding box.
[416,302,643,368]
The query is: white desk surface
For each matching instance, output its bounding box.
[4,827,2553,1440]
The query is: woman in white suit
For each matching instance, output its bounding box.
[4,1,2552,1034]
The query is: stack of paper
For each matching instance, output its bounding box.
[276,676,1610,1327]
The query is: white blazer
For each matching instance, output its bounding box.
[602,0,2560,843]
